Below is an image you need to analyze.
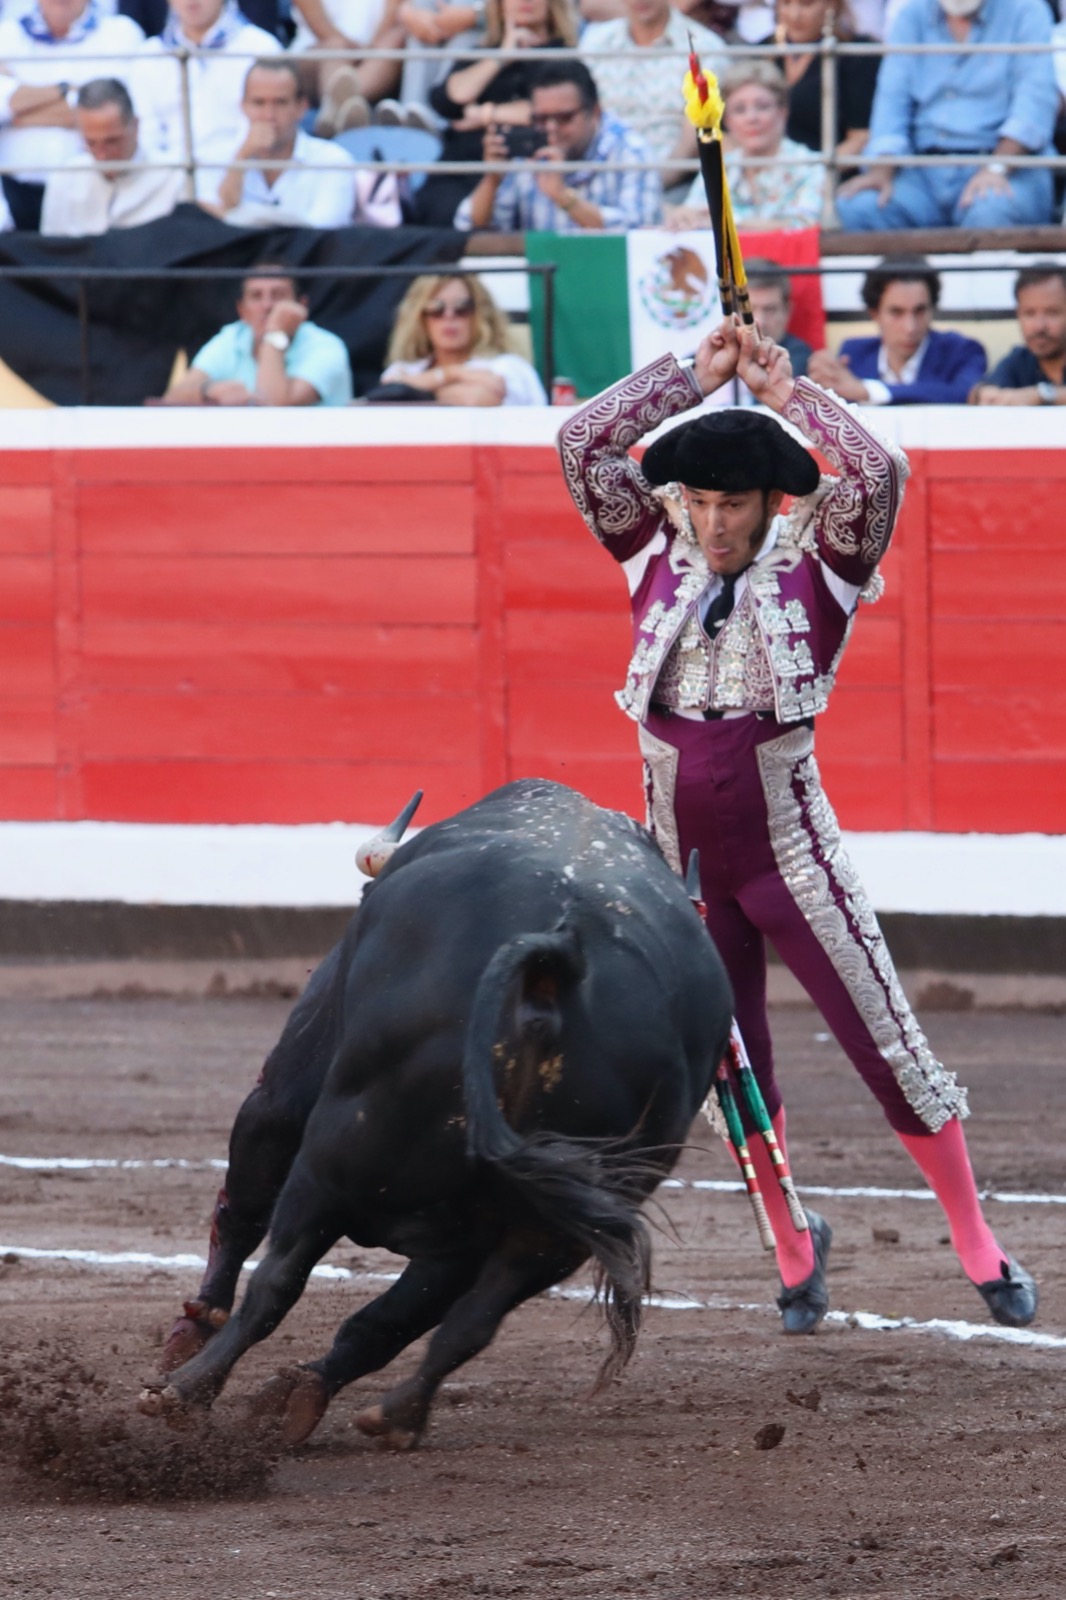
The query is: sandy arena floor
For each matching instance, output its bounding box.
[1,994,1064,1599]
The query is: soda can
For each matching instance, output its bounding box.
[551,376,578,406]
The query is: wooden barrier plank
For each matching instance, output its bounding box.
[79,620,479,696]
[80,758,485,825]
[934,690,1066,760]
[933,620,1066,689]
[832,613,902,688]
[80,555,478,626]
[815,687,904,767]
[0,765,55,818]
[0,487,53,553]
[79,691,481,763]
[506,610,631,686]
[508,680,634,763]
[0,557,54,622]
[933,761,1066,835]
[818,761,907,831]
[0,624,56,696]
[69,446,475,484]
[931,551,1066,619]
[504,540,625,613]
[0,700,57,764]
[76,482,476,556]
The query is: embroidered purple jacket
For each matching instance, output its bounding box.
[557,354,909,725]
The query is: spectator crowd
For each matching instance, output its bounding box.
[0,0,1064,402]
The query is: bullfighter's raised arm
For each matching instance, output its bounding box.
[780,377,911,588]
[556,352,704,564]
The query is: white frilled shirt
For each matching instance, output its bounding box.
[40,144,185,233]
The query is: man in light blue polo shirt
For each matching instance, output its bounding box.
[160,264,353,407]
[836,0,1057,232]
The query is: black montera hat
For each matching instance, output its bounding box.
[642,410,820,497]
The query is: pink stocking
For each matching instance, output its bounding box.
[896,1117,1006,1284]
[730,1107,816,1287]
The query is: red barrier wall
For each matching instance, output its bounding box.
[2,440,1064,833]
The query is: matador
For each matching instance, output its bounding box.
[557,316,1037,1333]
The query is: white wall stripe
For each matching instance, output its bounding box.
[3,821,1066,914]
[4,1242,1060,1353]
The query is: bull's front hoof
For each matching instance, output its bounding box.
[355,1403,422,1452]
[250,1367,330,1447]
[137,1383,199,1430]
[159,1302,229,1373]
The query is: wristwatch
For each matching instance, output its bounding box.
[1037,380,1058,405]
[263,330,291,353]
[985,161,1008,177]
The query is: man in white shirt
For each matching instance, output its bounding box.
[208,57,391,228]
[581,0,726,192]
[131,0,281,204]
[40,75,184,232]
[0,0,145,227]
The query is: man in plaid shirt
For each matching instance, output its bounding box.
[455,59,662,233]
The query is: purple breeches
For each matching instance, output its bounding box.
[639,711,968,1138]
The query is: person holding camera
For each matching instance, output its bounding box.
[413,0,576,224]
[455,58,661,231]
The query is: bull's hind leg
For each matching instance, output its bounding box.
[251,1254,484,1446]
[143,1168,343,1419]
[356,1235,586,1450]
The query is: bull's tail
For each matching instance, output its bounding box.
[460,923,650,1389]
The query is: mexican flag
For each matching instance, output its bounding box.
[526,227,823,401]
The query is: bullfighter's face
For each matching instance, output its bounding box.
[681,485,785,578]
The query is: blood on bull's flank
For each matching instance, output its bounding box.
[140,778,733,1451]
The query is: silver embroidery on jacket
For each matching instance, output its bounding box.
[756,727,969,1132]
[637,723,682,875]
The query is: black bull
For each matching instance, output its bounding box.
[143,780,733,1448]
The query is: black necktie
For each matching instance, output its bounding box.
[704,573,737,638]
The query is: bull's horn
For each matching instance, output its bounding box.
[684,848,702,902]
[355,790,424,878]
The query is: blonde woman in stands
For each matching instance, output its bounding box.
[378,272,547,404]
[664,58,824,231]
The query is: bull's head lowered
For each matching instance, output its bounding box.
[355,790,424,878]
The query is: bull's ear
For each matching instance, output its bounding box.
[684,848,702,901]
[356,789,424,878]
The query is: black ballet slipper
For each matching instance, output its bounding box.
[776,1210,832,1335]
[973,1257,1038,1329]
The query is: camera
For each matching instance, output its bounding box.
[504,126,549,160]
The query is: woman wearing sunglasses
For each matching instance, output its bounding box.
[378,273,548,405]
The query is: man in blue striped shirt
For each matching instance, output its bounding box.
[835,0,1058,231]
[455,60,663,233]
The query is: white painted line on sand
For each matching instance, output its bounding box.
[6,1153,1062,1209]
[3,1241,1061,1353]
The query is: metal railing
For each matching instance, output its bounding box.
[1,33,1064,220]
[0,258,558,404]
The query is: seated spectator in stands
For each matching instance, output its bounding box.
[40,76,183,234]
[969,262,1066,407]
[752,0,880,161]
[457,59,662,231]
[581,0,726,192]
[0,0,145,229]
[131,0,282,203]
[745,256,813,376]
[294,0,407,136]
[377,271,547,403]
[415,0,576,226]
[835,0,1058,232]
[117,0,288,38]
[205,58,400,227]
[157,264,353,405]
[384,0,487,130]
[665,58,824,231]
[808,255,986,404]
